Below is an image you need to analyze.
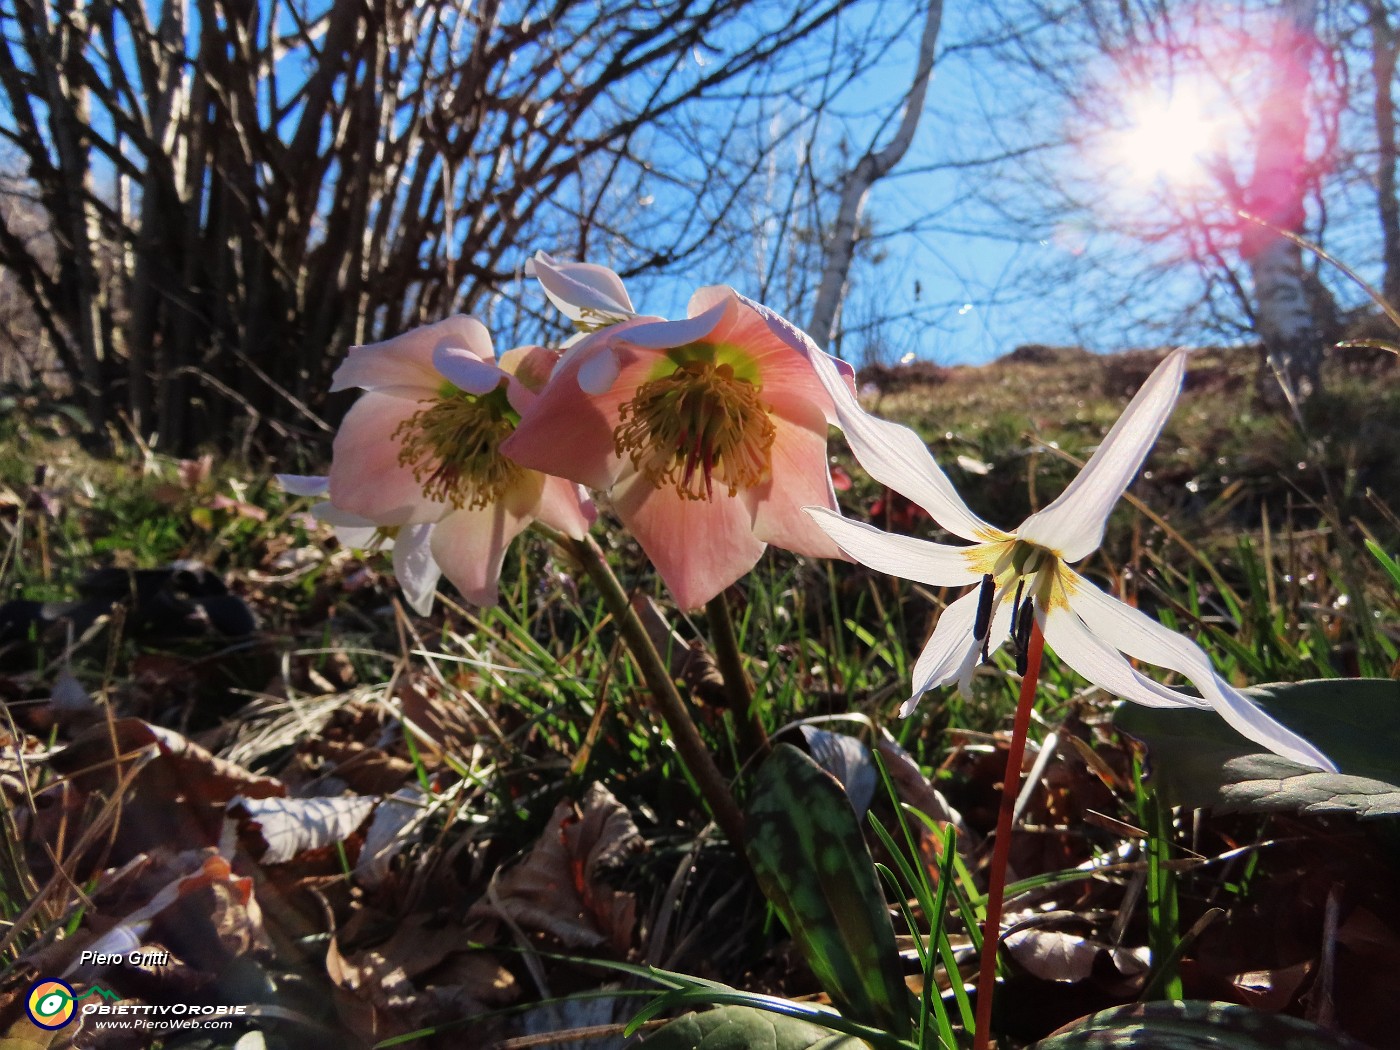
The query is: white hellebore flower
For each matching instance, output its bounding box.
[276,474,443,616]
[801,346,1334,771]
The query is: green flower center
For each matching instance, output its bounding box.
[392,383,522,509]
[613,359,776,501]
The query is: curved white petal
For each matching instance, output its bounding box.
[278,474,329,497]
[531,251,635,321]
[1041,604,1206,710]
[618,299,729,350]
[1063,575,1335,769]
[904,590,981,714]
[332,524,381,549]
[311,501,377,529]
[956,595,1015,698]
[1018,348,1187,562]
[578,347,621,394]
[433,346,504,395]
[804,508,984,586]
[805,348,1002,544]
[392,523,441,615]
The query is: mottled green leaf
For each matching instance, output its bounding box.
[1115,679,1400,815]
[744,744,911,1037]
[1030,1000,1369,1049]
[640,1005,869,1049]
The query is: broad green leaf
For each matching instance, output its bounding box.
[1030,1000,1368,1049]
[744,744,912,1037]
[640,1005,869,1049]
[1115,679,1400,815]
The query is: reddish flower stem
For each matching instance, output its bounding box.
[973,620,1046,1050]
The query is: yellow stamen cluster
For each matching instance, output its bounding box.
[392,385,522,509]
[614,359,776,500]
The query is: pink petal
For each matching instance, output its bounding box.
[498,345,560,394]
[736,292,856,424]
[427,475,543,607]
[328,391,447,525]
[501,339,661,491]
[434,345,503,394]
[611,472,767,610]
[747,401,846,558]
[534,476,595,538]
[331,316,492,393]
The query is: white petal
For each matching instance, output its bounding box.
[314,499,382,549]
[312,501,378,529]
[278,474,329,497]
[433,345,504,394]
[531,251,635,321]
[1041,603,1206,710]
[618,299,729,350]
[805,348,1002,545]
[1063,576,1335,769]
[392,523,441,615]
[333,524,381,550]
[804,508,985,586]
[904,588,983,715]
[1018,348,1187,562]
[578,346,620,394]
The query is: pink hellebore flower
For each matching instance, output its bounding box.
[502,254,847,609]
[300,316,593,612]
[799,344,1333,771]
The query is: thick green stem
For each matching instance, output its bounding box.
[561,535,747,848]
[705,591,770,763]
[973,621,1045,1050]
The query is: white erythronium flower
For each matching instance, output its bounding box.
[798,344,1334,771]
[275,474,443,615]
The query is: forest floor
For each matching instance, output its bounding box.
[1,343,1398,1050]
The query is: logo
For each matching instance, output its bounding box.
[24,981,120,1031]
[25,979,77,1030]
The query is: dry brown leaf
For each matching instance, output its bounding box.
[471,782,644,955]
[51,718,284,803]
[228,795,377,863]
[876,730,976,866]
[1232,960,1313,1011]
[355,787,428,890]
[1004,923,1151,985]
[326,913,516,1041]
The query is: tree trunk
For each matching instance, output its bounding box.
[1367,1,1400,307]
[1241,0,1324,405]
[807,0,944,350]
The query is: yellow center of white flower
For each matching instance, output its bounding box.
[392,383,522,509]
[613,358,776,501]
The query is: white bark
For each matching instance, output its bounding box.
[807,0,944,350]
[1243,0,1324,402]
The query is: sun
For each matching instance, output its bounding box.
[1114,81,1224,187]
